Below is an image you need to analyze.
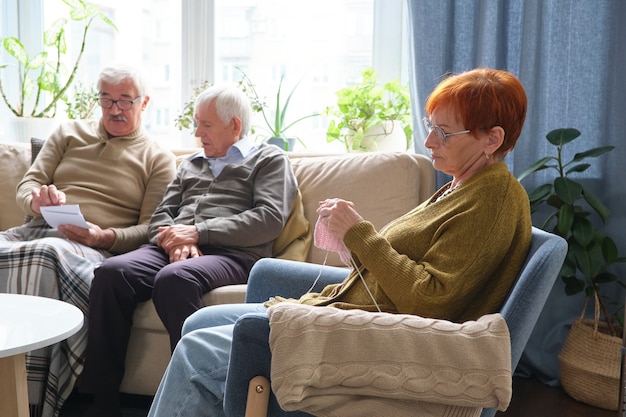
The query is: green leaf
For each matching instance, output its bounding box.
[564,163,590,175]
[63,0,99,21]
[546,128,580,146]
[573,239,603,277]
[38,70,59,92]
[562,275,585,295]
[71,4,100,21]
[602,237,619,264]
[546,193,566,210]
[325,66,411,150]
[571,217,594,247]
[582,188,611,222]
[325,120,340,142]
[572,146,615,162]
[526,183,552,203]
[26,52,47,70]
[516,156,555,181]
[3,37,28,65]
[44,18,67,47]
[97,13,118,31]
[61,0,83,9]
[554,177,582,204]
[595,271,617,284]
[557,204,574,236]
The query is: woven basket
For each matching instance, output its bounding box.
[558,318,622,411]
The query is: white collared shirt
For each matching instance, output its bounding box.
[193,137,258,177]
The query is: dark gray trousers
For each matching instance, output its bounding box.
[80,243,256,396]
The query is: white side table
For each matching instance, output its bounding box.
[0,294,84,417]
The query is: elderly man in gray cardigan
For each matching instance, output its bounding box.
[80,83,300,417]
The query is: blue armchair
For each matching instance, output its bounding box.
[223,227,568,417]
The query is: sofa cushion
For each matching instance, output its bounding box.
[0,142,31,231]
[271,189,311,261]
[290,152,430,266]
[30,137,45,160]
[22,137,46,224]
[132,285,248,330]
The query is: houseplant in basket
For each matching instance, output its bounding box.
[517,127,626,411]
[324,67,412,153]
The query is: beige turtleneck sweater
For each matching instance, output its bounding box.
[16,119,176,253]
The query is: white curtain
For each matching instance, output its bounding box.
[181,0,215,96]
[406,0,626,386]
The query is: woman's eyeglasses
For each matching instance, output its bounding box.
[422,117,470,145]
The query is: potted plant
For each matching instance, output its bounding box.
[238,69,319,152]
[324,67,412,153]
[63,81,99,120]
[517,127,626,411]
[174,80,213,132]
[175,79,265,147]
[175,69,319,152]
[0,0,116,118]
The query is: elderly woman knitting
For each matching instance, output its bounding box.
[147,67,533,417]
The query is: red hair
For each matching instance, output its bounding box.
[425,68,527,157]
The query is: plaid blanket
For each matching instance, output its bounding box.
[0,219,109,417]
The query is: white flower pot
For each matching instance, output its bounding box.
[346,120,408,152]
[8,117,63,143]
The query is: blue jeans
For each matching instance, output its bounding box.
[147,303,268,417]
[147,258,349,417]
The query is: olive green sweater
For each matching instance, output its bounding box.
[16,120,176,253]
[295,162,532,322]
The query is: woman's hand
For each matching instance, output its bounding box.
[316,198,363,240]
[31,184,66,214]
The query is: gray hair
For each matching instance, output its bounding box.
[97,64,147,97]
[195,84,253,138]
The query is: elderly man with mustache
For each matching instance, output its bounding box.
[0,64,176,417]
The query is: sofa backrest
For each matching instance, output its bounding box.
[287,152,436,266]
[0,142,437,268]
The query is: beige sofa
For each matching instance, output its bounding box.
[0,141,436,395]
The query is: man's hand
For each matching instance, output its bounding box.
[157,225,199,253]
[31,185,67,214]
[58,222,116,249]
[167,244,203,263]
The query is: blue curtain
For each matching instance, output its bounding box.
[407,0,626,386]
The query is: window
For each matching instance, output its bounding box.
[0,0,409,151]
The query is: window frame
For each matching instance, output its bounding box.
[2,0,410,150]
[181,0,409,95]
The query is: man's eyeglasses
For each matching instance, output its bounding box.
[98,96,142,111]
[422,117,470,145]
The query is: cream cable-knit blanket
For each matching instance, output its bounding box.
[268,303,512,417]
